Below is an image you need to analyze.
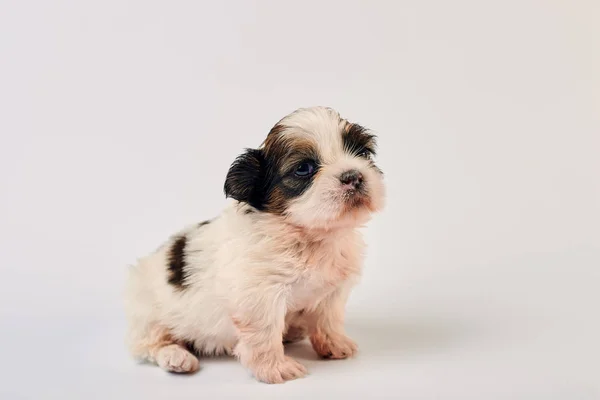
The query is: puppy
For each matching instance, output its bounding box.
[124,107,385,383]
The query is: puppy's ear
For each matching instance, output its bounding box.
[224,148,266,209]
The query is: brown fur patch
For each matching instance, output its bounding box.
[259,127,321,214]
[261,123,288,150]
[267,187,288,214]
[342,123,377,157]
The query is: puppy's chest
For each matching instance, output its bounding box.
[287,240,360,309]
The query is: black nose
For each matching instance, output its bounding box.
[339,169,364,189]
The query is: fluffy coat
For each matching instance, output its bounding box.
[124,107,385,383]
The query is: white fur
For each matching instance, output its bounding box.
[124,107,385,383]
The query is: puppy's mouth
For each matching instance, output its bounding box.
[341,186,370,210]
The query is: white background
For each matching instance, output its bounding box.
[1,1,599,399]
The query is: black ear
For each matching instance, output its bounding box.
[224,148,266,209]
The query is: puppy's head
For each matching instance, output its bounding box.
[224,107,385,230]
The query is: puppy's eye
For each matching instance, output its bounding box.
[295,161,316,177]
[357,149,372,159]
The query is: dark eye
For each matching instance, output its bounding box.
[295,161,316,177]
[357,149,371,159]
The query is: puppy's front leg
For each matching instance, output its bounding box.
[232,286,307,384]
[309,286,358,359]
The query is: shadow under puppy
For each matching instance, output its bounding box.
[124,107,385,383]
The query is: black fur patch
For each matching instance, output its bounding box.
[343,123,377,157]
[224,127,319,213]
[167,235,188,288]
[224,148,267,210]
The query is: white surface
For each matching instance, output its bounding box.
[1,1,599,399]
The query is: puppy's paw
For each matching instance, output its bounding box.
[251,356,307,384]
[310,332,358,359]
[156,344,200,373]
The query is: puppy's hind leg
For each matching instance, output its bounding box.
[130,325,199,374]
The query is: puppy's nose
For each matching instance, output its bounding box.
[339,169,364,189]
